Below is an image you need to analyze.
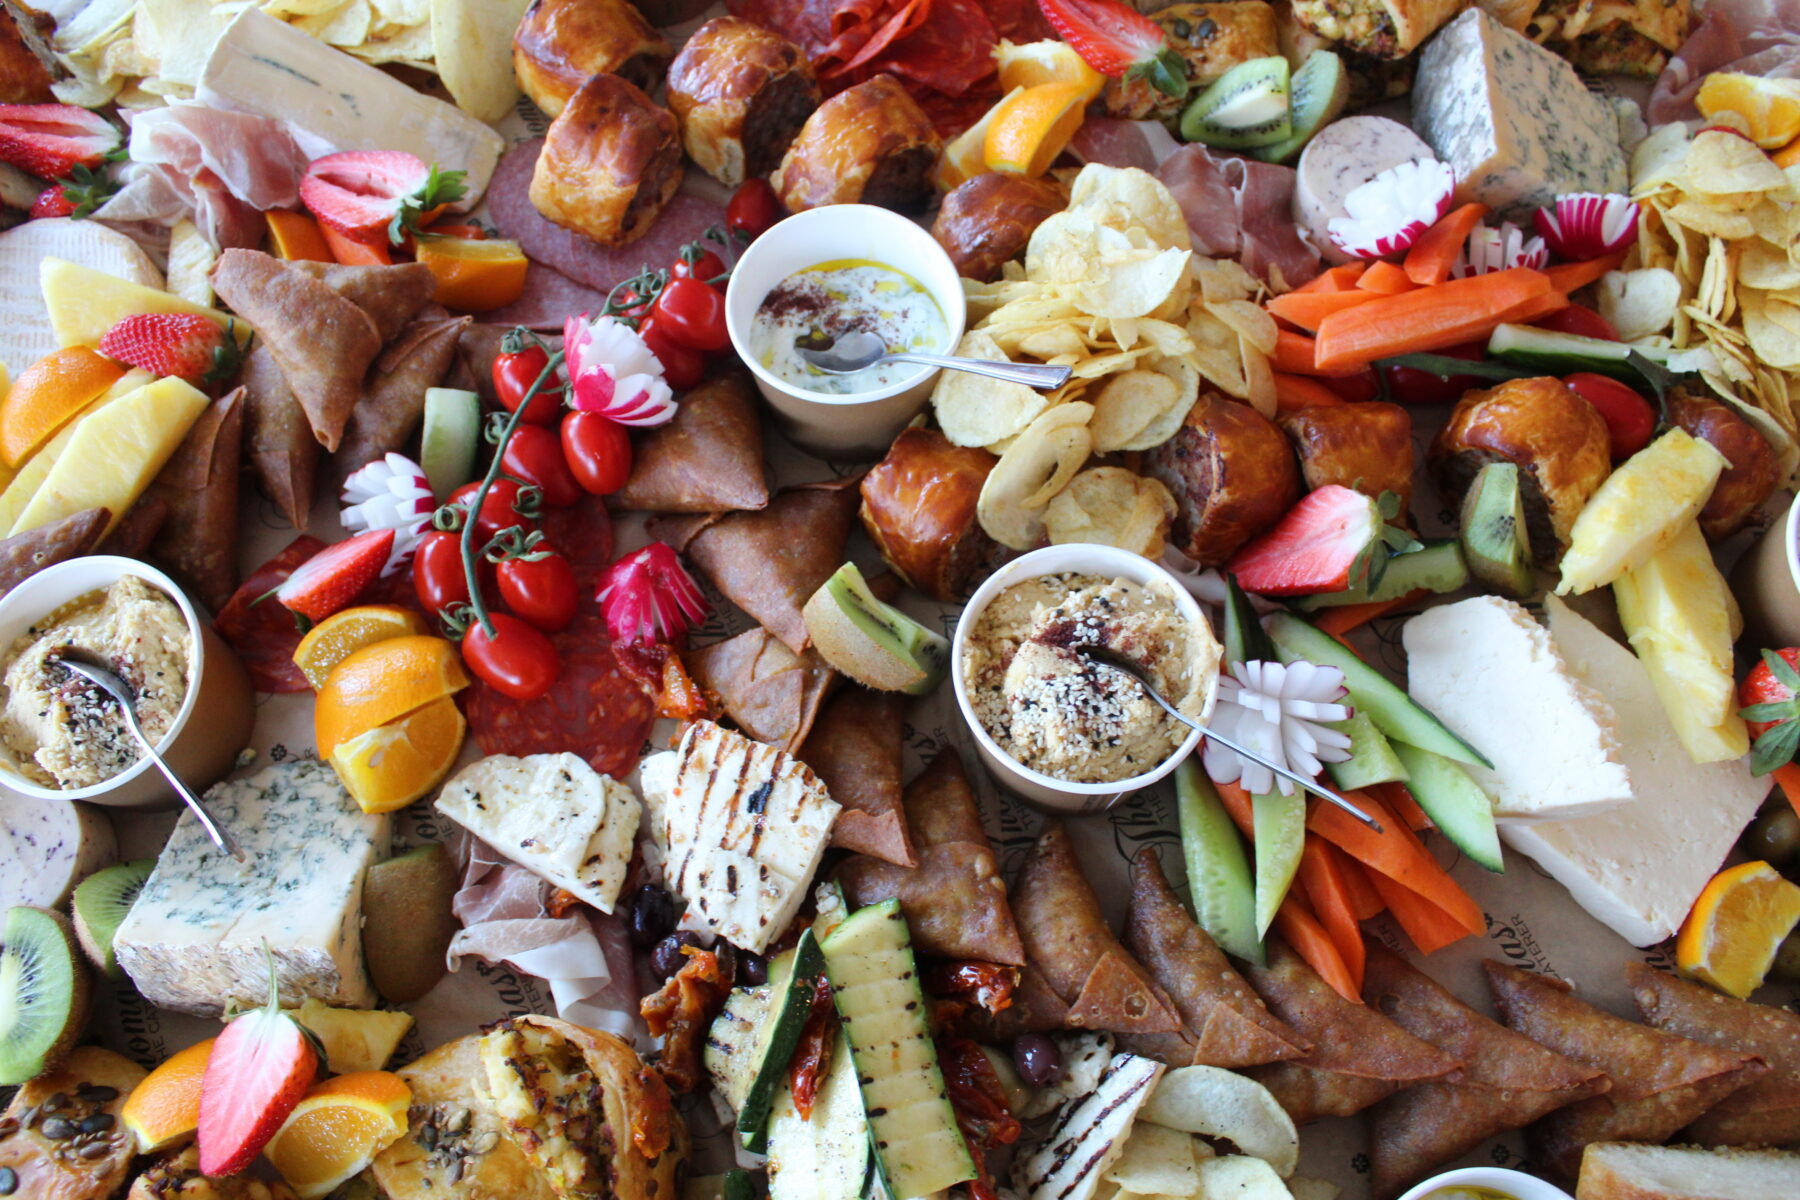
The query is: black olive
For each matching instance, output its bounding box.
[1744,807,1800,868]
[1013,1033,1062,1088]
[628,885,678,948]
[738,952,769,986]
[650,931,701,980]
[1772,925,1800,983]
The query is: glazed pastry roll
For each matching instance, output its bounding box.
[1102,2,1282,119]
[1142,389,1301,565]
[1288,0,1467,58]
[1667,386,1783,541]
[530,74,685,249]
[800,687,915,866]
[774,74,943,214]
[859,428,1001,603]
[686,626,836,752]
[513,0,673,118]
[613,372,769,514]
[1280,399,1415,521]
[930,173,1065,283]
[667,16,820,187]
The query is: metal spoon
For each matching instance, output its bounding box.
[795,330,1073,390]
[55,649,246,862]
[1074,644,1383,832]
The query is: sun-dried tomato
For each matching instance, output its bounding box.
[787,975,836,1119]
[631,1065,675,1159]
[545,888,583,918]
[924,961,1020,1015]
[935,1036,1020,1200]
[641,945,735,1093]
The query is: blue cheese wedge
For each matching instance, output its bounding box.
[434,753,641,913]
[113,758,387,1016]
[638,721,839,954]
[1411,9,1627,220]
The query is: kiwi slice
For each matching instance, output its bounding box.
[1251,51,1350,164]
[1179,56,1292,150]
[0,906,91,1085]
[362,844,459,1005]
[72,860,154,979]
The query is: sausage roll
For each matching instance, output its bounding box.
[1289,0,1465,58]
[667,17,820,187]
[1667,386,1781,542]
[512,0,672,118]
[860,427,1002,602]
[530,74,685,248]
[1103,2,1282,120]
[1142,388,1302,565]
[774,74,943,214]
[1280,400,1415,521]
[0,1,55,104]
[931,173,1065,283]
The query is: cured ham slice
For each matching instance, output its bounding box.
[1649,0,1800,123]
[1157,144,1322,290]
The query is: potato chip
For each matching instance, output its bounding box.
[432,0,530,121]
[1044,467,1177,557]
[1209,298,1279,356]
[1743,291,1800,369]
[1077,247,1192,320]
[932,330,1049,448]
[1243,336,1277,419]
[1599,268,1682,341]
[1665,201,1756,241]
[1102,1119,1199,1197]
[1140,1065,1298,1178]
[1196,1156,1293,1199]
[1070,347,1154,380]
[1067,165,1191,253]
[1742,243,1800,291]
[977,403,1094,550]
[1012,325,1091,361]
[1026,212,1127,284]
[1088,371,1179,452]
[1685,130,1788,201]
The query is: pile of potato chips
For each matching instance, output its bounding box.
[932,164,1277,557]
[1631,125,1800,439]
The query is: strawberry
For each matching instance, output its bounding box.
[1739,648,1800,775]
[29,185,71,218]
[197,947,321,1176]
[27,162,120,219]
[274,528,395,625]
[1226,485,1398,597]
[98,314,243,387]
[0,103,120,179]
[1035,0,1187,98]
[299,150,468,246]
[596,542,707,647]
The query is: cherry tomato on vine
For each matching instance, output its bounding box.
[610,279,658,324]
[497,547,578,632]
[638,316,707,390]
[493,343,564,424]
[562,411,633,495]
[670,246,725,284]
[461,612,558,700]
[1564,372,1656,459]
[412,529,472,616]
[652,277,730,352]
[1532,303,1619,342]
[1319,368,1381,403]
[726,179,782,240]
[1382,340,1489,406]
[501,425,583,508]
[449,478,538,544]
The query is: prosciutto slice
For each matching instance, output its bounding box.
[1069,117,1181,173]
[1157,144,1322,290]
[1649,0,1800,124]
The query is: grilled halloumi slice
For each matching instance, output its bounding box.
[435,753,640,912]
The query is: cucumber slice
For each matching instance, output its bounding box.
[822,901,976,1200]
[737,928,826,1152]
[1389,743,1504,873]
[1485,324,1713,385]
[1253,789,1304,938]
[705,985,772,1111]
[421,387,481,500]
[724,1170,755,1200]
[1265,611,1491,769]
[1325,709,1408,791]
[1176,760,1262,964]
[1296,540,1469,609]
[767,1030,870,1200]
[1224,573,1275,665]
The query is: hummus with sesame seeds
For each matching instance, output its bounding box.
[0,576,191,789]
[962,573,1221,784]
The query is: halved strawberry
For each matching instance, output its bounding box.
[1036,0,1188,98]
[197,950,321,1176]
[1226,485,1384,596]
[299,150,467,246]
[0,104,120,179]
[274,528,395,625]
[98,313,241,386]
[596,542,707,647]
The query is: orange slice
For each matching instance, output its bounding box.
[0,346,125,468]
[983,81,1092,179]
[121,1037,213,1153]
[314,634,469,756]
[1697,73,1800,149]
[328,695,467,814]
[995,39,1105,102]
[414,236,529,313]
[293,604,431,690]
[1676,860,1800,999]
[265,1071,411,1200]
[934,90,1019,191]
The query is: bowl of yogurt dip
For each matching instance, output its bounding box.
[1396,1166,1573,1200]
[725,203,965,459]
[952,544,1222,813]
[0,556,254,808]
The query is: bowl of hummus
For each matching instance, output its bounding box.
[953,544,1222,812]
[0,557,254,807]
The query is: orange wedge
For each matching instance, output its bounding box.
[121,1037,213,1153]
[0,347,125,468]
[983,81,1092,179]
[314,634,469,756]
[415,236,529,313]
[1697,73,1800,149]
[995,39,1105,102]
[1777,136,1800,169]
[293,604,431,690]
[265,1071,412,1200]
[933,89,1019,191]
[265,211,334,263]
[328,694,466,814]
[1676,860,1800,999]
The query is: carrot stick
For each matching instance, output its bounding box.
[320,223,392,265]
[1773,762,1800,824]
[1312,589,1426,638]
[1374,780,1433,833]
[1544,251,1627,295]
[1273,372,1347,414]
[1291,262,1368,294]
[1356,260,1417,294]
[1333,844,1387,921]
[1213,777,1258,842]
[1313,268,1553,371]
[1267,288,1379,332]
[1272,328,1323,374]
[1308,788,1485,936]
[1493,290,1569,328]
[1369,871,1477,954]
[1274,894,1362,1002]
[1298,835,1366,988]
[1403,203,1487,287]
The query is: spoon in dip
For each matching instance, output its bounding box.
[795,330,1074,390]
[1074,644,1384,832]
[55,649,247,862]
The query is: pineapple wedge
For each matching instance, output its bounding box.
[1613,519,1749,764]
[41,258,252,350]
[293,998,414,1073]
[0,369,151,534]
[1558,429,1728,595]
[12,377,208,539]
[165,221,217,309]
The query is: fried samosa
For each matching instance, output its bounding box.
[687,626,836,752]
[614,372,768,514]
[332,316,470,483]
[146,388,244,611]
[0,507,108,598]
[800,687,914,865]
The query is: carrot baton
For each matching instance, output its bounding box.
[1544,251,1627,294]
[1403,202,1488,287]
[1313,268,1552,370]
[1290,262,1368,294]
[1267,288,1378,332]
[1371,872,1477,955]
[1296,835,1366,988]
[1356,260,1417,294]
[1273,372,1349,414]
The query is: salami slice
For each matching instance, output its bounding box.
[536,492,615,594]
[215,535,326,693]
[487,140,728,295]
[463,610,654,779]
[483,261,610,331]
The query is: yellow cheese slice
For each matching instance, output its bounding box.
[0,369,152,535]
[41,258,253,351]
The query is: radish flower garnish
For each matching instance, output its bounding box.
[341,451,434,575]
[1455,222,1548,277]
[1328,159,1455,259]
[597,543,708,646]
[1533,193,1639,260]
[1202,659,1353,796]
[563,313,677,427]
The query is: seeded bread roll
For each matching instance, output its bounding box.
[666,17,819,187]
[529,74,684,248]
[930,173,1065,283]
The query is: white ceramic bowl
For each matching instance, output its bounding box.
[724,204,966,460]
[1396,1166,1574,1200]
[1731,489,1800,651]
[0,556,254,809]
[951,545,1220,813]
